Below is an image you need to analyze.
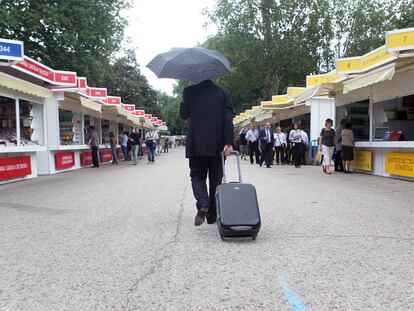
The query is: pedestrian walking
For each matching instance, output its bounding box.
[341,122,355,173]
[109,132,118,165]
[335,119,347,172]
[88,126,99,168]
[164,138,169,153]
[180,79,233,226]
[319,118,336,174]
[285,128,292,164]
[145,129,158,164]
[274,126,286,165]
[239,128,248,160]
[130,128,141,165]
[259,122,274,168]
[121,132,129,161]
[245,124,261,165]
[127,137,132,161]
[289,123,303,168]
[300,129,309,165]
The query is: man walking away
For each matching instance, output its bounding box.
[130,128,141,165]
[335,119,347,172]
[259,122,274,168]
[245,124,261,165]
[145,129,158,164]
[88,126,99,168]
[238,128,248,160]
[180,79,233,226]
[121,132,129,161]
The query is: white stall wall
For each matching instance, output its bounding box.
[308,97,336,142]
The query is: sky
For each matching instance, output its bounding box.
[124,0,218,95]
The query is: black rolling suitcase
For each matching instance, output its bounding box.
[216,151,261,241]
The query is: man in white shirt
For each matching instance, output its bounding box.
[274,127,287,165]
[121,132,129,161]
[245,124,261,165]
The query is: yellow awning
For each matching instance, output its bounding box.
[343,63,396,94]
[0,72,53,98]
[254,110,273,123]
[80,97,102,112]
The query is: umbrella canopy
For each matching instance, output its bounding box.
[146,47,231,82]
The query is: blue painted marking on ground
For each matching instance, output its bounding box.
[278,277,308,311]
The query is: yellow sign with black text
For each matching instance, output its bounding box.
[352,150,372,171]
[385,152,414,178]
[387,29,414,52]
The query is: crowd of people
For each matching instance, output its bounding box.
[236,118,355,174]
[86,126,179,168]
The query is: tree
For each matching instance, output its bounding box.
[0,0,130,86]
[105,50,161,117]
[204,0,411,113]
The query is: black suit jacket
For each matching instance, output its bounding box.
[180,80,234,158]
[259,128,274,150]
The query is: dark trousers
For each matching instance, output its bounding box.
[285,144,292,164]
[248,141,260,164]
[91,146,99,167]
[147,144,155,162]
[301,144,307,165]
[260,143,273,166]
[189,156,223,222]
[292,142,302,167]
[121,145,128,160]
[335,150,344,171]
[275,146,285,164]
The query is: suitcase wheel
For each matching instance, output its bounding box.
[252,235,257,240]
[220,234,225,241]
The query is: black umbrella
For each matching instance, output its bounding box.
[146,47,231,82]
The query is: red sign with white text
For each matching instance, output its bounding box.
[121,104,135,112]
[145,114,152,119]
[80,151,93,167]
[87,88,107,98]
[155,121,162,125]
[54,70,77,86]
[78,77,87,89]
[55,152,75,170]
[99,150,113,163]
[0,156,32,181]
[117,148,125,160]
[107,96,121,105]
[14,57,54,83]
[151,117,157,122]
[133,110,145,116]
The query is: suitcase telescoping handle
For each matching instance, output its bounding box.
[221,150,242,184]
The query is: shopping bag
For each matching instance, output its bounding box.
[316,151,322,163]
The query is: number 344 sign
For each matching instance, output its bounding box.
[0,38,24,62]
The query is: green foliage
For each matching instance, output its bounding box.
[105,50,161,116]
[204,0,411,113]
[159,91,187,135]
[0,0,131,86]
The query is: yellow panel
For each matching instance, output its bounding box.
[352,150,372,171]
[387,29,414,52]
[361,46,396,71]
[287,87,306,97]
[337,58,362,74]
[385,152,414,178]
[271,95,289,103]
[261,100,273,106]
[306,75,327,88]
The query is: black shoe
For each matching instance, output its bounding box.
[266,165,271,168]
[259,162,262,167]
[206,218,216,224]
[194,207,208,226]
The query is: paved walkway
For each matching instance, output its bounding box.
[0,148,413,311]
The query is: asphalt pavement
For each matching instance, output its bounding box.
[0,147,413,311]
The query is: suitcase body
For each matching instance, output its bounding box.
[216,151,261,240]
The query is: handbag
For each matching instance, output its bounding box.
[316,151,322,163]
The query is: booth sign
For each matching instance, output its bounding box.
[117,148,125,160]
[352,150,372,171]
[55,152,75,170]
[0,156,32,181]
[99,150,112,163]
[0,39,24,62]
[81,151,93,166]
[385,152,414,178]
